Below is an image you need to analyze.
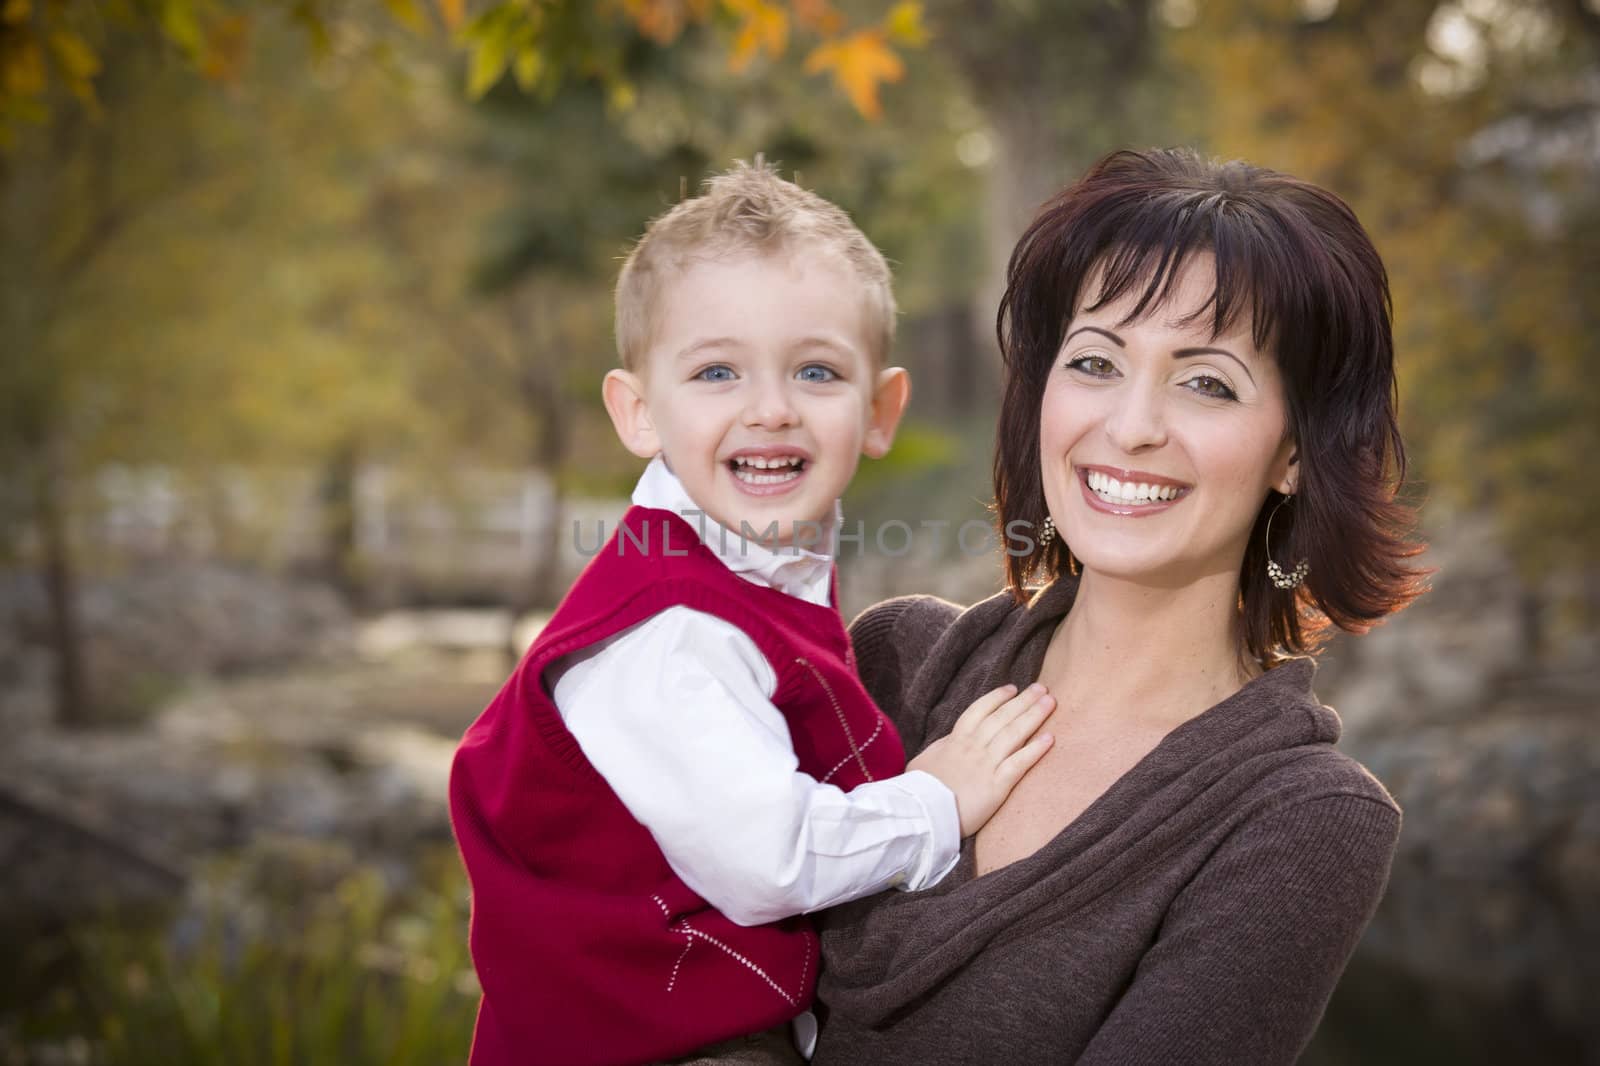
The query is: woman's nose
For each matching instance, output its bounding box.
[1103,384,1168,453]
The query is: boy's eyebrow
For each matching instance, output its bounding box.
[675,335,861,361]
[674,337,742,361]
[792,335,858,357]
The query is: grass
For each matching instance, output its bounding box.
[6,843,480,1066]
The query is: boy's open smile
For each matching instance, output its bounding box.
[727,447,811,495]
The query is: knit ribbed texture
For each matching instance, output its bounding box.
[814,581,1401,1066]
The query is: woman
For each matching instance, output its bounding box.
[814,149,1426,1064]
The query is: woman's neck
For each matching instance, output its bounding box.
[1043,566,1258,729]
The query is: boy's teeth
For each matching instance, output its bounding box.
[732,455,804,484]
[1085,470,1182,504]
[733,456,803,470]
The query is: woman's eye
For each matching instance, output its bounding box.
[695,365,735,383]
[1066,354,1117,377]
[1184,375,1237,401]
[797,364,837,384]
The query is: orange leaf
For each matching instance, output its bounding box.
[803,29,902,119]
[791,0,843,36]
[435,0,465,32]
[199,13,251,84]
[622,0,695,45]
[727,0,786,72]
[4,38,45,96]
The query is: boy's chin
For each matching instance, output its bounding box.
[698,502,838,550]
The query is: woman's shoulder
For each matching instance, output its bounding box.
[847,593,967,656]
[847,589,1030,687]
[1279,745,1402,821]
[846,595,966,725]
[1239,736,1403,864]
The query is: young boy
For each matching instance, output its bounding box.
[449,161,1055,1066]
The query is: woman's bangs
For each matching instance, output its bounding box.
[1077,197,1291,352]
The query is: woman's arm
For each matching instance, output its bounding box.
[1075,793,1401,1066]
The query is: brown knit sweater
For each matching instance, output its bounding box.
[814,581,1401,1065]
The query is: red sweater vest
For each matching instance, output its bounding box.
[449,507,909,1066]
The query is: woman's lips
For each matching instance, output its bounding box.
[1076,465,1189,517]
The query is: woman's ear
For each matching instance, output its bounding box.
[862,366,912,459]
[602,369,660,459]
[1274,447,1300,496]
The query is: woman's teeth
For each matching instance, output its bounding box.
[731,456,805,484]
[1086,469,1184,505]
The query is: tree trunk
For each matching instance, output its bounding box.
[37,441,89,728]
[526,380,571,611]
[937,0,1160,367]
[317,440,363,605]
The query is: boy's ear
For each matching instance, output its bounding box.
[861,366,911,459]
[602,369,660,459]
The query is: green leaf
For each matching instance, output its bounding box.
[467,35,510,98]
[382,0,428,35]
[512,45,542,91]
[159,0,205,58]
[49,29,102,81]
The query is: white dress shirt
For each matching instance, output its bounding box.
[546,456,960,928]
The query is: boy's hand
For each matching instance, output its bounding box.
[907,683,1055,838]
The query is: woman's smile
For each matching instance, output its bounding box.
[1076,464,1192,516]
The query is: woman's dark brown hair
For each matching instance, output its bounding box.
[994,147,1427,659]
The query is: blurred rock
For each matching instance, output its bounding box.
[0,561,354,725]
[1303,511,1600,1059]
[1314,513,1532,735]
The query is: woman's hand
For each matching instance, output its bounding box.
[907,683,1055,837]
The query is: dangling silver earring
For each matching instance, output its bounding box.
[1265,496,1309,590]
[1037,515,1055,549]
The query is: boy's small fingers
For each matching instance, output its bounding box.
[953,684,1018,735]
[998,733,1054,781]
[986,693,1055,750]
[972,684,1047,743]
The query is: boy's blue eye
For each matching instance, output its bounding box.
[797,364,837,383]
[695,365,735,383]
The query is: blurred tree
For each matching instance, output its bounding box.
[0,40,212,726]
[0,17,476,722]
[0,0,930,146]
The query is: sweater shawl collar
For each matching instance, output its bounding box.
[818,578,1342,1024]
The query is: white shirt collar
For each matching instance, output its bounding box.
[631,455,839,607]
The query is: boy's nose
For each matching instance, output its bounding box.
[742,380,799,429]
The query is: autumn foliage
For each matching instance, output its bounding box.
[0,0,929,144]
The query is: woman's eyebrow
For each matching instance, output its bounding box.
[1063,325,1125,346]
[1173,346,1256,385]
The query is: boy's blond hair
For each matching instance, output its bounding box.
[615,159,897,372]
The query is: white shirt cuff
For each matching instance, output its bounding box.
[889,769,961,890]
